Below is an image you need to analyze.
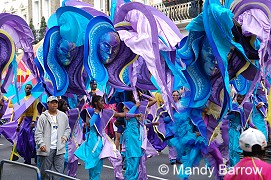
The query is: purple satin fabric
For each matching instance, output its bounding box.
[147,125,167,152]
[108,155,124,180]
[115,2,181,119]
[16,116,36,163]
[168,146,177,161]
[67,108,80,134]
[13,95,37,122]
[67,138,78,163]
[0,119,17,144]
[67,160,78,178]
[236,9,271,105]
[100,132,124,180]
[0,14,37,77]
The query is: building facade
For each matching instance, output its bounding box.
[0,0,189,35]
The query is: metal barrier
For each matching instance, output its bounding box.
[45,170,80,180]
[0,159,41,180]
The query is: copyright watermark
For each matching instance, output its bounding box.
[158,164,169,175]
[157,164,263,177]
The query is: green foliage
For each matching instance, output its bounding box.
[38,16,47,42]
[29,18,38,44]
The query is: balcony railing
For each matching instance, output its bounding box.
[153,0,203,28]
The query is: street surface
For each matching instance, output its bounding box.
[0,136,215,180]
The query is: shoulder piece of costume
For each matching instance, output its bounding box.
[67,108,80,134]
[84,16,115,86]
[232,74,250,95]
[42,6,93,96]
[114,2,182,118]
[85,16,136,90]
[129,56,157,90]
[105,40,137,90]
[43,26,69,96]
[0,28,15,82]
[177,30,212,108]
[0,13,37,77]
[13,84,43,121]
[202,0,256,119]
[153,105,168,141]
[231,0,271,106]
[80,108,114,136]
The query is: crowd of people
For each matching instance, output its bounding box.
[0,0,271,179]
[1,83,271,180]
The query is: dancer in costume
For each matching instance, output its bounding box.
[120,101,144,179]
[75,95,141,180]
[166,91,181,165]
[226,94,245,167]
[57,99,81,178]
[120,92,157,180]
[251,85,268,141]
[14,84,39,164]
[0,12,37,147]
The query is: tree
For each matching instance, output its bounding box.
[38,16,47,42]
[29,18,38,44]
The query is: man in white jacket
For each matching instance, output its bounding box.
[35,96,71,179]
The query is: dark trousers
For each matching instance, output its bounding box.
[39,149,64,180]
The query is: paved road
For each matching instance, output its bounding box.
[0,136,215,180]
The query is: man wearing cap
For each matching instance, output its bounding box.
[35,96,71,179]
[224,128,271,179]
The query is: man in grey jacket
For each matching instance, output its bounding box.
[35,96,71,179]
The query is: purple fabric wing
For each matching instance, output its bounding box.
[105,41,136,90]
[0,14,37,77]
[0,31,13,75]
[114,2,180,118]
[95,109,114,136]
[67,108,80,133]
[133,56,157,90]
[65,46,88,95]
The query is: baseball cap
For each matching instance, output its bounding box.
[239,128,267,152]
[47,96,58,103]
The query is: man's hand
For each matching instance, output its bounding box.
[40,145,46,152]
[61,137,67,143]
[196,132,201,137]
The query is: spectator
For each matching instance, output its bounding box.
[224,128,271,180]
[35,96,71,180]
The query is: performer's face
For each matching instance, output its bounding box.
[201,38,216,76]
[98,32,120,64]
[97,98,105,110]
[90,81,97,91]
[57,39,76,66]
[24,84,32,96]
[172,92,179,102]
